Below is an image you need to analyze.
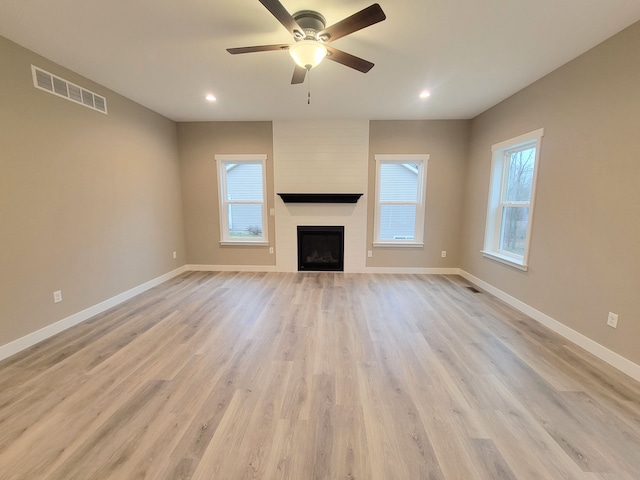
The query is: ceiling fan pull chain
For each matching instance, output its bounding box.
[307,67,311,104]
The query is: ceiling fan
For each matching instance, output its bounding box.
[227,0,386,84]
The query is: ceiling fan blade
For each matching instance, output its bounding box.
[317,3,386,43]
[258,0,304,39]
[325,46,374,73]
[291,65,307,84]
[227,44,290,54]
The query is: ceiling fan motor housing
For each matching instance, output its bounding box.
[292,11,327,41]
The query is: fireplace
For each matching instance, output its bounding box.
[297,226,344,272]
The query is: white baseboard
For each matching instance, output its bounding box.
[362,267,460,275]
[459,270,640,383]
[187,264,278,272]
[0,266,188,363]
[188,265,459,275]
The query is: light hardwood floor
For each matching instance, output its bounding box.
[1,272,639,479]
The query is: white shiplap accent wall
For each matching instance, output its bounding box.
[273,120,369,272]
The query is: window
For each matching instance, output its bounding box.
[483,128,543,270]
[374,154,429,246]
[215,154,268,244]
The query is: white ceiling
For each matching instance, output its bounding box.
[1,1,639,122]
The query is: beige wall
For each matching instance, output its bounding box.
[179,119,470,272]
[368,120,470,268]
[461,22,640,365]
[0,37,185,347]
[177,122,275,266]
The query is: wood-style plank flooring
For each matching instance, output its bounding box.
[1,272,639,479]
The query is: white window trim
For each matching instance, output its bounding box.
[482,128,544,270]
[373,154,429,247]
[215,154,269,245]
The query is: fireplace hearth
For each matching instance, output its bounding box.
[297,226,344,272]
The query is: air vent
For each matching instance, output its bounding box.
[31,65,108,114]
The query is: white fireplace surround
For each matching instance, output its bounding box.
[273,120,370,273]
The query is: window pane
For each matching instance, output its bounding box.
[378,204,416,240]
[228,204,263,238]
[379,163,419,201]
[505,148,535,202]
[226,163,263,201]
[499,206,529,255]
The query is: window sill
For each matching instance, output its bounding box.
[220,241,269,246]
[481,250,528,271]
[374,242,424,248]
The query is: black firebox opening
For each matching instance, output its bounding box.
[297,226,344,272]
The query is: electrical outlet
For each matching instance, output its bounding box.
[270,208,275,216]
[269,247,274,254]
[367,250,372,258]
[607,312,618,328]
[173,251,177,259]
[53,290,62,303]
[441,250,447,258]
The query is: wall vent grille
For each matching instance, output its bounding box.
[31,65,108,114]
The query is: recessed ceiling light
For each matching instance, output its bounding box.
[419,90,431,99]
[205,94,216,102]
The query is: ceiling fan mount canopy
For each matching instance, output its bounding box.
[226,1,386,84]
[292,10,327,41]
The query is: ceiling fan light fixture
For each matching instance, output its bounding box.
[289,40,327,70]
